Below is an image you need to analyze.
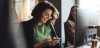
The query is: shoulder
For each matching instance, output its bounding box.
[65,20,71,25]
[20,19,35,28]
[65,20,73,26]
[21,19,34,25]
[66,20,75,24]
[66,20,71,23]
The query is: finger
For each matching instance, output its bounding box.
[53,40,57,44]
[55,40,59,44]
[57,40,60,43]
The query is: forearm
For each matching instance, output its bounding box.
[34,41,47,48]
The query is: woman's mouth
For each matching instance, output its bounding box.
[44,19,48,22]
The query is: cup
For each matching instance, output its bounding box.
[91,39,98,48]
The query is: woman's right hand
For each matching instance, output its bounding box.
[34,38,52,48]
[43,38,52,45]
[43,38,60,46]
[43,38,57,46]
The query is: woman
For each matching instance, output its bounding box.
[64,5,78,47]
[21,1,60,48]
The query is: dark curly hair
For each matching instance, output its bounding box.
[31,1,56,25]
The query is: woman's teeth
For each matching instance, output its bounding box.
[45,19,48,21]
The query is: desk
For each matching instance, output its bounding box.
[77,41,100,48]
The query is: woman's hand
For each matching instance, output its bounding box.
[43,38,58,46]
[49,37,60,46]
[53,37,60,43]
[43,38,52,45]
[34,38,52,48]
[34,38,60,48]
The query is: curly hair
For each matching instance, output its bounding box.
[31,1,59,25]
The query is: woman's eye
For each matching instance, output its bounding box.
[45,13,49,16]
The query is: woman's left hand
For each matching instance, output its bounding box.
[49,37,60,46]
[53,38,60,44]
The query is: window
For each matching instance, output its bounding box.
[9,0,39,22]
[77,0,100,25]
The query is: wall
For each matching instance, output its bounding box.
[61,0,75,47]
[77,0,100,25]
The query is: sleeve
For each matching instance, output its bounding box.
[64,20,75,45]
[65,20,75,33]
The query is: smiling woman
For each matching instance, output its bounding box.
[21,1,60,48]
[40,9,52,24]
[64,5,78,47]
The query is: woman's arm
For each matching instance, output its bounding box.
[50,36,60,46]
[65,20,75,46]
[34,37,60,48]
[34,38,51,48]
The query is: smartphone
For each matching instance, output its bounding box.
[53,38,61,40]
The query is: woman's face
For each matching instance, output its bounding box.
[71,7,77,19]
[40,9,52,23]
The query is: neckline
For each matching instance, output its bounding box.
[37,23,44,27]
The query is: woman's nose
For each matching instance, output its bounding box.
[46,16,51,19]
[48,16,52,19]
